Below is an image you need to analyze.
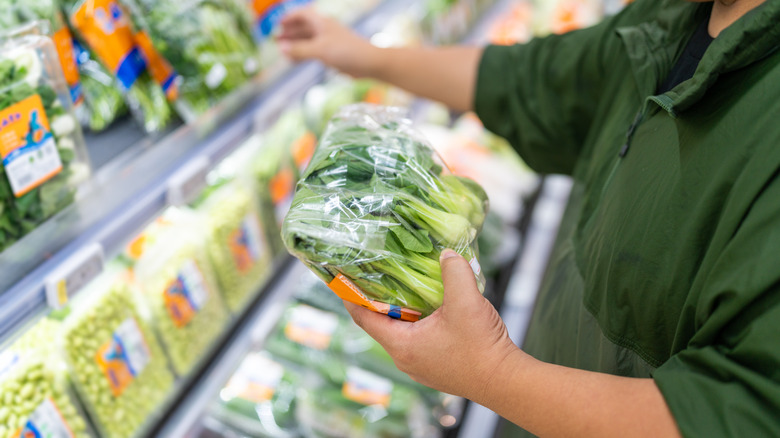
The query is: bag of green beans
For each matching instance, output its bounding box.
[62,267,175,438]
[0,318,91,438]
[132,208,231,376]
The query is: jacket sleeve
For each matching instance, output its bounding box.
[652,174,780,437]
[473,0,658,175]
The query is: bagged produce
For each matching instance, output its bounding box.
[211,352,301,437]
[253,108,316,256]
[122,0,260,121]
[282,104,488,320]
[0,318,91,438]
[62,268,175,438]
[0,31,91,253]
[197,180,272,313]
[295,365,439,438]
[133,208,231,376]
[71,38,128,132]
[64,0,173,133]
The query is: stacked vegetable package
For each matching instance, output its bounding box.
[0,318,91,438]
[63,0,173,133]
[0,28,91,252]
[132,208,231,376]
[121,0,260,121]
[282,104,488,320]
[62,268,175,438]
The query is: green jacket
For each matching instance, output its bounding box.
[475,0,780,436]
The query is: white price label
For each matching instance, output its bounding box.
[166,156,210,206]
[115,318,151,376]
[45,243,104,309]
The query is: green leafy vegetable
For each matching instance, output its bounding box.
[282,104,488,318]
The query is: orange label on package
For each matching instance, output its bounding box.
[0,94,62,197]
[362,86,386,105]
[134,31,179,101]
[328,274,422,322]
[291,132,316,170]
[284,304,338,350]
[52,26,82,105]
[342,366,392,408]
[70,0,146,90]
[269,167,294,204]
[228,213,265,273]
[95,318,151,397]
[163,260,210,328]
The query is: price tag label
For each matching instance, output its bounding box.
[166,155,210,206]
[45,243,104,309]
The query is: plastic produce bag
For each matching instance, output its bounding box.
[282,104,488,320]
[63,0,173,133]
[71,38,128,132]
[196,179,272,314]
[132,208,231,376]
[0,319,91,438]
[0,31,91,253]
[253,108,316,256]
[211,352,301,437]
[62,268,175,438]
[122,0,260,121]
[295,365,440,438]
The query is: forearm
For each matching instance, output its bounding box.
[364,46,483,112]
[477,350,681,438]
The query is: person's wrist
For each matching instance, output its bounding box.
[470,345,530,406]
[353,43,384,78]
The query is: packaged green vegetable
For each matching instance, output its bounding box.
[121,0,260,121]
[133,208,231,376]
[62,267,175,438]
[211,352,301,437]
[282,104,488,320]
[0,30,91,253]
[0,317,92,438]
[295,365,440,438]
[197,181,272,314]
[64,0,173,133]
[253,108,316,256]
[71,38,128,132]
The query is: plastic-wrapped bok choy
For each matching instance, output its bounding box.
[282,104,488,321]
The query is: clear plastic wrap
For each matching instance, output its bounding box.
[210,352,301,438]
[61,267,175,438]
[121,0,260,121]
[71,38,128,132]
[0,318,92,438]
[63,0,173,133]
[197,179,272,314]
[252,108,317,257]
[294,365,440,438]
[132,208,231,376]
[282,104,488,320]
[0,31,91,253]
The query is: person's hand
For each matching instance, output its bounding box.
[278,8,379,77]
[343,249,522,401]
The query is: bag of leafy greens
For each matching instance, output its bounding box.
[121,0,260,121]
[63,0,173,133]
[0,30,91,253]
[282,104,488,320]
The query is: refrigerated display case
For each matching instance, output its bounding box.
[0,0,624,436]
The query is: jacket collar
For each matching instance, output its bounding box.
[617,0,780,116]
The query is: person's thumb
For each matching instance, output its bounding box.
[439,249,482,310]
[279,39,318,61]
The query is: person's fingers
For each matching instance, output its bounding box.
[439,249,482,309]
[342,300,409,348]
[280,7,323,32]
[278,39,319,61]
[277,25,315,41]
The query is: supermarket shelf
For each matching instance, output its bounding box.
[152,258,305,438]
[456,175,572,438]
[461,0,518,45]
[0,0,419,341]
